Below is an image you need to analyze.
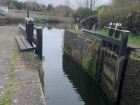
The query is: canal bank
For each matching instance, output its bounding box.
[64,29,140,105]
[0,17,71,25]
[0,26,45,105]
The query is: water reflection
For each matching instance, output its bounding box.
[63,52,113,105]
[42,25,114,105]
[43,27,85,105]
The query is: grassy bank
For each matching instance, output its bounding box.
[0,17,70,24]
[94,30,140,45]
[10,9,64,16]
[34,17,69,23]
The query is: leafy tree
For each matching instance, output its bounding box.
[96,5,112,29]
[13,1,24,10]
[72,7,93,22]
[47,4,53,12]
[42,5,46,11]
[9,2,16,9]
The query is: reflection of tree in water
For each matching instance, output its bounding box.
[62,52,114,105]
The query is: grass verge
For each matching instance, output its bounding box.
[94,30,140,45]
[0,48,17,105]
[21,51,44,90]
[10,9,65,16]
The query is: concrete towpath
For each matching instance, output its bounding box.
[0,26,46,105]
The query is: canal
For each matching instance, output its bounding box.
[36,23,113,105]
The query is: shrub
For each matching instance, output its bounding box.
[96,5,112,29]
[72,8,94,23]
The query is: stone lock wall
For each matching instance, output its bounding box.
[64,30,101,79]
[64,30,140,104]
[120,50,140,105]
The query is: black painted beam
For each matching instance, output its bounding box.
[82,29,121,46]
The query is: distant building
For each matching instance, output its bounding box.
[0,2,8,14]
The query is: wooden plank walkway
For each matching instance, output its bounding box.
[15,35,34,51]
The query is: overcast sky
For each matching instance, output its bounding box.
[17,0,112,9]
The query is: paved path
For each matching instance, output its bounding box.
[0,26,45,105]
[128,42,140,51]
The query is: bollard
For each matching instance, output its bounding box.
[27,18,34,46]
[25,17,28,34]
[114,23,122,38]
[109,23,115,37]
[36,27,43,59]
[107,23,115,49]
[112,23,122,52]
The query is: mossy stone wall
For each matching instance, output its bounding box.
[64,30,140,104]
[64,30,101,79]
[120,50,140,105]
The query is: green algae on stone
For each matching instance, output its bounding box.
[64,30,101,80]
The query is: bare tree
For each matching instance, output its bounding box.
[75,0,101,10]
[64,0,71,15]
[25,1,33,11]
[32,2,38,11]
[64,0,71,7]
[1,0,7,4]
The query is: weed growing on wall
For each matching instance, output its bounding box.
[21,51,44,89]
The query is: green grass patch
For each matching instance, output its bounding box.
[128,34,140,45]
[0,48,17,105]
[94,30,109,36]
[94,30,140,45]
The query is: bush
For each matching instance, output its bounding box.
[5,16,25,23]
[121,3,140,36]
[72,8,94,23]
[96,5,112,29]
[0,13,5,17]
[95,1,140,36]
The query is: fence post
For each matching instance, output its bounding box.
[118,31,129,57]
[36,27,43,59]
[27,18,34,46]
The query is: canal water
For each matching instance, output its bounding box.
[40,23,112,105]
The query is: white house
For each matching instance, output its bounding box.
[0,3,8,14]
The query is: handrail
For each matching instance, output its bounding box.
[82,29,121,46]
